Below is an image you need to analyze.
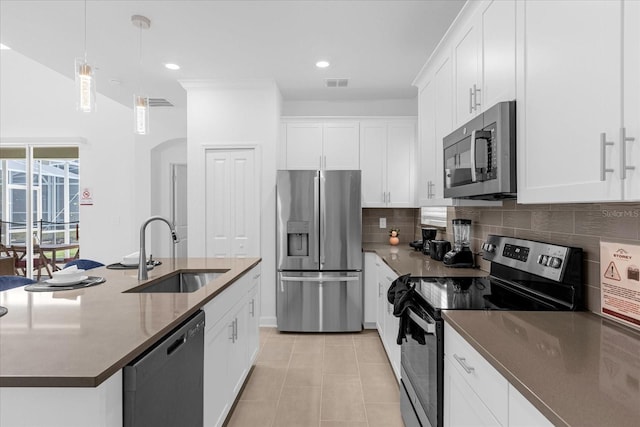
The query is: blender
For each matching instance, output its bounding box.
[443,219,473,267]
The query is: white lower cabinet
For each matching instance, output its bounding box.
[375,256,401,382]
[203,264,261,427]
[445,322,551,427]
[508,386,553,427]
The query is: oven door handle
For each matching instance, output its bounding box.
[407,307,436,335]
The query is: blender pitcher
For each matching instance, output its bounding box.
[443,219,473,267]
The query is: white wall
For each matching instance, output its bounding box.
[181,79,281,326]
[282,98,418,116]
[0,49,186,264]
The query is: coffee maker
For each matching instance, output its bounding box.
[443,219,473,267]
[420,228,438,255]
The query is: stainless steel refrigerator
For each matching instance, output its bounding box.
[276,170,362,332]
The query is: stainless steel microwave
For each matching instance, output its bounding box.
[443,101,516,199]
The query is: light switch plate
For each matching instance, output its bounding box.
[379,218,387,229]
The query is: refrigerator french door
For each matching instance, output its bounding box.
[276,170,362,332]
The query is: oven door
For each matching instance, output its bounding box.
[400,305,443,427]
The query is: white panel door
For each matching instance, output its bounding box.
[171,163,188,257]
[623,0,640,200]
[323,122,360,170]
[205,149,258,258]
[481,0,516,109]
[454,22,480,127]
[517,0,622,203]
[360,122,388,207]
[387,121,415,207]
[285,123,323,169]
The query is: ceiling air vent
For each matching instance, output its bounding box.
[148,98,174,107]
[324,78,349,88]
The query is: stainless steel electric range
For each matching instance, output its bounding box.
[400,235,584,427]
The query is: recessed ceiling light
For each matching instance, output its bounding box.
[315,60,330,69]
[164,63,180,71]
[0,43,11,50]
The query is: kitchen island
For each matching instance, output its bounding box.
[0,257,260,427]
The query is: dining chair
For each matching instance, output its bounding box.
[0,276,36,292]
[10,245,53,280]
[63,259,104,270]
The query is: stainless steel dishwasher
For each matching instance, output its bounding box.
[124,310,205,427]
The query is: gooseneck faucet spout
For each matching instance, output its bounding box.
[138,215,179,281]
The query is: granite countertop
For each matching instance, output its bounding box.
[0,257,260,388]
[443,311,640,427]
[363,243,488,278]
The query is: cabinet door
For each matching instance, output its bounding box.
[323,122,360,170]
[229,305,248,398]
[203,317,233,427]
[516,0,623,203]
[434,56,454,202]
[360,122,388,207]
[481,0,516,109]
[508,385,553,427]
[246,271,261,364]
[453,20,481,127]
[285,123,323,169]
[418,78,438,206]
[387,121,416,207]
[623,0,640,200]
[444,357,502,427]
[375,258,385,337]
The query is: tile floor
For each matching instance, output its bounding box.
[226,327,404,427]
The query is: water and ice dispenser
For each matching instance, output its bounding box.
[287,221,309,256]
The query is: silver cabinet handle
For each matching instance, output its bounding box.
[453,354,475,374]
[600,132,615,181]
[229,320,236,343]
[426,180,431,199]
[473,83,481,111]
[378,282,382,297]
[469,87,474,114]
[621,127,636,179]
[234,318,238,340]
[382,191,386,203]
[388,192,391,204]
[250,299,255,317]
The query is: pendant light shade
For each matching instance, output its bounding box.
[132,15,151,135]
[75,58,95,112]
[134,94,149,135]
[76,0,95,112]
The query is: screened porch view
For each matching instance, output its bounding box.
[0,146,80,278]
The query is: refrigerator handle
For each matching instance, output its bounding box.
[320,171,326,265]
[313,175,320,265]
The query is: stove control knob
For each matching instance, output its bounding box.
[482,243,496,253]
[538,255,549,265]
[549,257,562,269]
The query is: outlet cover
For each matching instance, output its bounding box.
[379,218,387,229]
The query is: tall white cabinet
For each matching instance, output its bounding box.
[360,119,416,208]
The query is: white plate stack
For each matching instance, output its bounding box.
[46,266,88,286]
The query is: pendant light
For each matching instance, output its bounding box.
[132,15,151,135]
[75,0,95,112]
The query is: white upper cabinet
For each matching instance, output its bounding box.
[452,0,516,128]
[453,20,481,127]
[481,0,516,109]
[282,120,359,170]
[623,0,640,200]
[418,76,437,206]
[516,0,624,203]
[361,119,416,208]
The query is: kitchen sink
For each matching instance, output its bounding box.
[126,271,229,293]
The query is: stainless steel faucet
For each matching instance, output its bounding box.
[138,215,179,281]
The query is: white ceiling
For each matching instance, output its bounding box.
[0,0,465,109]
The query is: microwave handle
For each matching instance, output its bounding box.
[470,130,478,182]
[470,130,492,183]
